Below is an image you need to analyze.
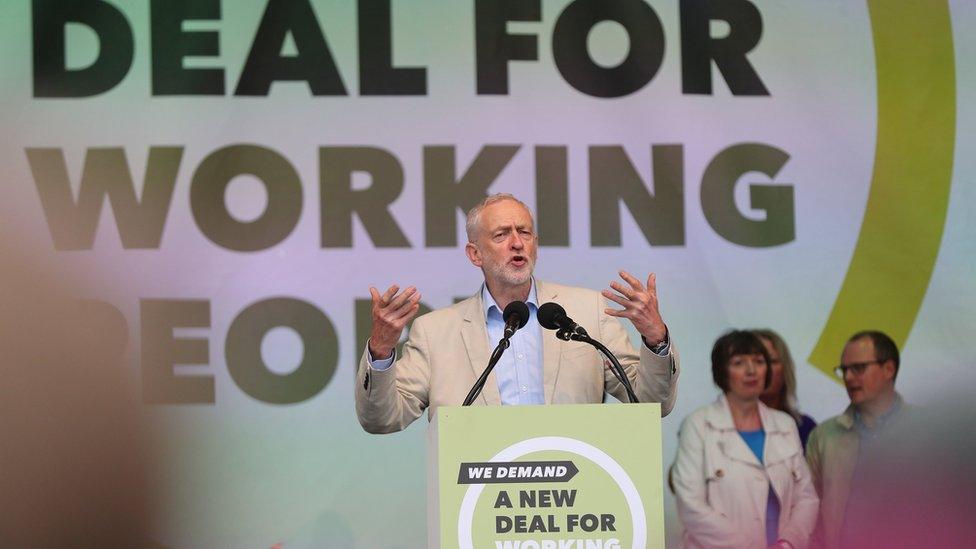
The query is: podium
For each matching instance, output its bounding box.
[427,404,665,549]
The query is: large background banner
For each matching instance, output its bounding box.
[2,1,973,547]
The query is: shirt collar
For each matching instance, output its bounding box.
[852,392,904,433]
[482,278,539,320]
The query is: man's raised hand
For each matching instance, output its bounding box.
[601,271,667,346]
[367,285,422,359]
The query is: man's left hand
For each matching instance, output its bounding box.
[602,271,667,346]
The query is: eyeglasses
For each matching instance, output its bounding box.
[833,360,881,378]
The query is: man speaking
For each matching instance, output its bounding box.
[355,194,679,433]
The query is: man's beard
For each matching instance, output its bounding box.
[483,256,535,287]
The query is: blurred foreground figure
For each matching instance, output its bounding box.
[806,331,912,549]
[0,239,153,547]
[837,395,976,548]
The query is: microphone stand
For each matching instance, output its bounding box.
[556,327,639,404]
[462,333,512,406]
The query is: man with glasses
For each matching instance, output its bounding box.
[805,330,913,548]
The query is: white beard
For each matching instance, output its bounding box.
[482,255,535,288]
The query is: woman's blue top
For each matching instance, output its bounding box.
[739,428,781,546]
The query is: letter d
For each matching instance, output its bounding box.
[32,0,134,97]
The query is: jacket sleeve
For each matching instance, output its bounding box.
[778,428,820,549]
[671,414,751,549]
[354,316,432,434]
[596,294,679,416]
[804,426,828,549]
[805,425,825,497]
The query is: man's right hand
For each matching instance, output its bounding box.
[367,285,422,360]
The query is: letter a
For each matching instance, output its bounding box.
[494,490,513,509]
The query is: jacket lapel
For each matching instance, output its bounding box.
[707,396,764,468]
[537,281,561,404]
[758,403,800,465]
[460,290,500,405]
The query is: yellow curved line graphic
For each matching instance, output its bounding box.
[809,0,956,378]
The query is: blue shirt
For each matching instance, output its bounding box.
[481,281,545,405]
[852,396,903,447]
[739,429,781,546]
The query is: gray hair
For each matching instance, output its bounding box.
[464,193,532,242]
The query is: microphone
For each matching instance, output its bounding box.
[538,302,587,339]
[462,300,529,406]
[537,301,639,404]
[503,300,530,338]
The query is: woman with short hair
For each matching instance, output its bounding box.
[672,330,818,549]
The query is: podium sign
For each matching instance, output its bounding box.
[427,404,665,549]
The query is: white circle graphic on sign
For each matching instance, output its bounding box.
[457,436,646,549]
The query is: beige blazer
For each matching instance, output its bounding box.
[355,280,680,434]
[671,395,819,549]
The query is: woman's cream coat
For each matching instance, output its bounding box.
[672,395,819,549]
